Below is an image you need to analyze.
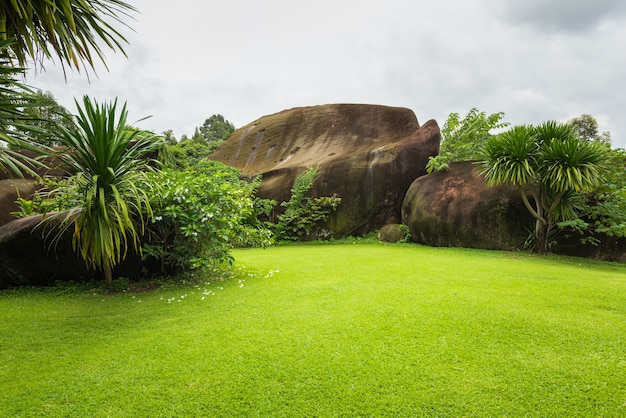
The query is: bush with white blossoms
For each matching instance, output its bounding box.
[142,161,273,275]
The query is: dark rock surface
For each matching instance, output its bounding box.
[0,212,153,288]
[0,213,90,287]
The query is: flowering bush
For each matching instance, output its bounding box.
[142,161,272,275]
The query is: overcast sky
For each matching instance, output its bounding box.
[25,0,626,148]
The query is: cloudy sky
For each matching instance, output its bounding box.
[26,0,626,148]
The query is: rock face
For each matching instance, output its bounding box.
[401,161,533,250]
[209,104,441,237]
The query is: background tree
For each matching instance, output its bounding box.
[0,0,135,74]
[9,90,74,146]
[478,121,607,253]
[426,108,509,173]
[50,96,163,286]
[199,114,235,143]
[568,114,611,145]
[161,129,177,145]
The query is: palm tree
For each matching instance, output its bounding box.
[0,0,135,74]
[478,121,606,253]
[52,96,163,286]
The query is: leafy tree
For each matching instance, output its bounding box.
[568,114,611,145]
[426,108,509,173]
[584,147,626,238]
[49,96,164,286]
[199,114,235,145]
[164,138,212,170]
[162,129,177,145]
[0,0,135,74]
[478,121,607,253]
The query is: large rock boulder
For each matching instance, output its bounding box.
[209,104,441,236]
[401,161,533,250]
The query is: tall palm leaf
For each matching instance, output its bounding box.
[52,96,163,286]
[0,0,136,74]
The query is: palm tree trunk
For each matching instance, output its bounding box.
[104,261,113,288]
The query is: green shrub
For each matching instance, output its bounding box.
[142,161,272,275]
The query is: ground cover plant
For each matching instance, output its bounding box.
[0,241,624,416]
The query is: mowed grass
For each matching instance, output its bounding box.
[0,242,625,417]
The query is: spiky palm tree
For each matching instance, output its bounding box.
[52,96,163,286]
[478,121,606,253]
[0,0,135,74]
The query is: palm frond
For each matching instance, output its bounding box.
[478,125,537,186]
[0,0,136,74]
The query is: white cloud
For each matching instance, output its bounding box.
[25,0,626,148]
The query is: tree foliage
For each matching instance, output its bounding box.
[568,114,611,145]
[584,147,626,238]
[199,114,235,145]
[427,108,509,173]
[9,90,74,146]
[478,121,607,253]
[142,161,272,275]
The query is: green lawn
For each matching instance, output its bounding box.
[1,242,625,416]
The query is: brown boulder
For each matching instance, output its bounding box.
[209,104,440,236]
[377,224,409,243]
[401,161,533,250]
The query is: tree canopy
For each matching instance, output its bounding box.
[426,108,508,173]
